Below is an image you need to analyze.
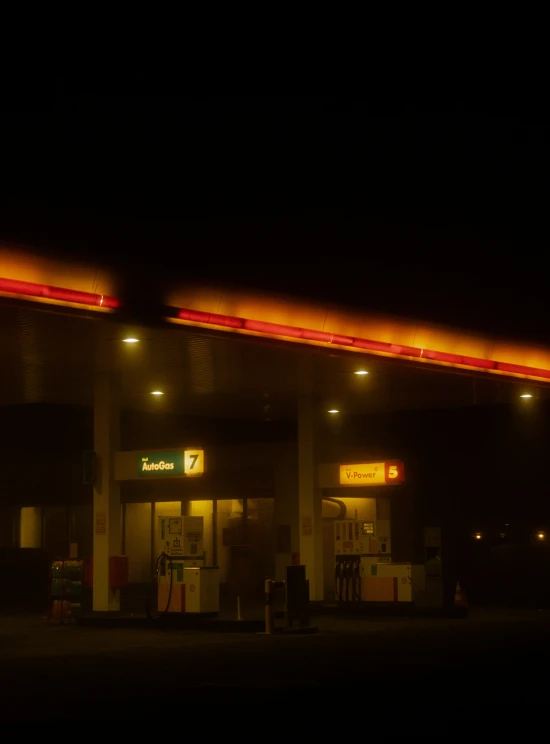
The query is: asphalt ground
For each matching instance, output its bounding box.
[1,607,547,729]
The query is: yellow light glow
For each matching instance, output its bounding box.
[151,391,164,396]
[123,337,139,343]
[339,461,404,486]
[537,532,546,540]
[520,394,533,398]
[184,449,205,476]
[328,409,339,414]
[354,370,369,375]
[475,533,482,540]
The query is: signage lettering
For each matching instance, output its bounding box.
[347,470,377,479]
[141,460,175,472]
[339,461,405,486]
[137,450,204,478]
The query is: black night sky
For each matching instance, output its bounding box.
[1,91,548,342]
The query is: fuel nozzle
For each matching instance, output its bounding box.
[158,552,167,577]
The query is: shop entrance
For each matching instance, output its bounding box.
[122,496,275,607]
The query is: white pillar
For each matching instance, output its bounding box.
[298,396,323,601]
[93,340,121,612]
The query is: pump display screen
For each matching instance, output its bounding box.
[169,518,182,534]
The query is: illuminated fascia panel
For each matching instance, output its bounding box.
[3,271,550,382]
[0,245,118,310]
[175,307,550,382]
[0,277,119,310]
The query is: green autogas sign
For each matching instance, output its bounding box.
[138,451,184,477]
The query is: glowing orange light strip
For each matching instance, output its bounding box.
[1,275,549,382]
[0,277,119,309]
[176,307,550,381]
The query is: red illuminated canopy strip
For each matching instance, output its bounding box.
[177,307,550,380]
[0,277,119,309]
[2,275,549,381]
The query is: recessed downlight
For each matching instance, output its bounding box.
[151,391,164,396]
[520,393,533,399]
[327,409,339,414]
[354,370,369,375]
[123,337,139,343]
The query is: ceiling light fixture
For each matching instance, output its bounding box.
[123,337,139,343]
[327,409,339,414]
[354,370,369,375]
[520,393,533,399]
[151,391,164,396]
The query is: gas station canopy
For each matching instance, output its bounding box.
[0,301,541,419]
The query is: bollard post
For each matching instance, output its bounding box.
[302,579,310,627]
[286,565,307,627]
[265,578,273,634]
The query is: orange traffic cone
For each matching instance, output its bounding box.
[454,582,469,617]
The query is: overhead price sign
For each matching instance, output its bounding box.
[339,461,404,486]
[137,449,205,478]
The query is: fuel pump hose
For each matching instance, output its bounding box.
[147,552,174,620]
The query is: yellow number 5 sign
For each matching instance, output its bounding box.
[184,449,205,476]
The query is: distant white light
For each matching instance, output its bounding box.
[151,391,164,396]
[327,409,339,414]
[520,394,533,399]
[354,370,369,375]
[123,338,139,343]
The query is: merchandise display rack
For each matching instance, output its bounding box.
[47,558,84,624]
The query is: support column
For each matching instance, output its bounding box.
[298,396,323,601]
[93,360,121,612]
[274,464,299,582]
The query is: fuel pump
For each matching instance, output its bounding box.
[333,518,427,607]
[149,515,220,617]
[334,556,362,603]
[150,551,174,618]
[333,519,392,604]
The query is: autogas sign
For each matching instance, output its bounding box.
[137,449,204,477]
[339,461,404,486]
